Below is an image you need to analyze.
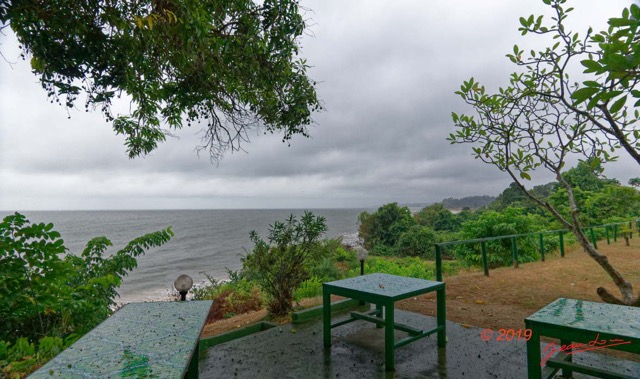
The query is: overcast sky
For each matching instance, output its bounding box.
[0,0,637,211]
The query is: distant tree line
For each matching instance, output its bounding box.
[441,196,496,210]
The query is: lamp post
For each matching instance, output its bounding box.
[174,274,193,301]
[356,247,368,276]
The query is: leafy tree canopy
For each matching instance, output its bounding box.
[414,203,460,232]
[562,159,619,192]
[0,0,320,159]
[395,225,437,259]
[358,203,416,253]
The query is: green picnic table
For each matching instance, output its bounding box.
[323,273,446,371]
[29,300,212,379]
[525,298,640,379]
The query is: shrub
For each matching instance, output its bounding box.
[192,273,264,322]
[309,256,342,281]
[395,225,437,259]
[190,272,223,301]
[1,336,67,378]
[293,276,324,301]
[454,208,546,267]
[241,212,327,317]
[346,256,461,280]
[334,246,356,263]
[207,284,264,321]
[0,213,173,343]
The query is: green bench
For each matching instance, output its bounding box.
[29,301,212,379]
[525,298,640,379]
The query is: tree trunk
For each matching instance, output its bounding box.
[560,177,638,306]
[510,169,640,306]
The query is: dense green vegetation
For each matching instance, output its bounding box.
[358,161,639,268]
[0,213,172,377]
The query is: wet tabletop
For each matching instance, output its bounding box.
[29,300,212,379]
[526,298,640,338]
[324,273,443,300]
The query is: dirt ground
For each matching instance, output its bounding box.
[397,237,640,331]
[201,237,640,339]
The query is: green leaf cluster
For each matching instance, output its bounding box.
[1,336,68,378]
[358,203,418,255]
[454,208,547,267]
[0,213,173,351]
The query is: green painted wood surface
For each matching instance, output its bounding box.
[526,298,640,339]
[29,301,212,379]
[323,273,444,302]
[525,298,640,379]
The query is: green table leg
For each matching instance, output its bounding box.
[385,301,395,371]
[560,338,572,378]
[526,326,541,379]
[323,288,331,347]
[186,343,199,379]
[437,286,446,347]
[376,304,383,328]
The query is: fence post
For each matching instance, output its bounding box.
[605,226,610,245]
[538,233,545,262]
[559,231,565,257]
[589,228,598,249]
[511,237,519,268]
[481,241,489,277]
[614,224,618,242]
[435,244,443,282]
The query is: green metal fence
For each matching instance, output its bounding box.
[434,220,638,282]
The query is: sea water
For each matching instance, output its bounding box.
[1,209,369,303]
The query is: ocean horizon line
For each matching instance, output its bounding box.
[1,206,378,213]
